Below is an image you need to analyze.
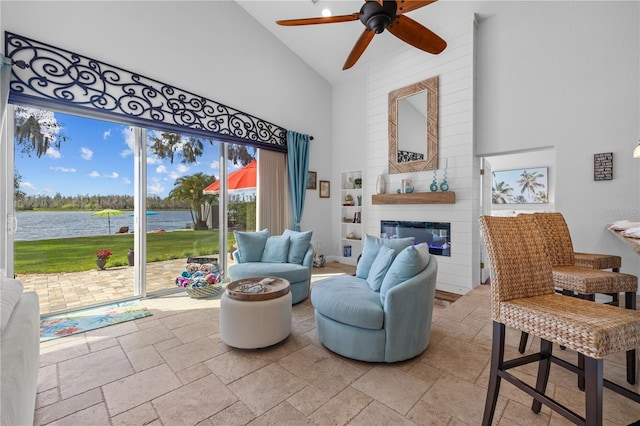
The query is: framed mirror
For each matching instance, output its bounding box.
[388,76,438,174]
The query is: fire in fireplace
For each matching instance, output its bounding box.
[380,220,451,256]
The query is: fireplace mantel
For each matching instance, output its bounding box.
[372,191,455,205]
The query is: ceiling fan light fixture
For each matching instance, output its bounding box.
[633,140,640,158]
[367,14,392,33]
[321,8,332,17]
[359,0,397,34]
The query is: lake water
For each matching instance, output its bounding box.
[15,210,195,241]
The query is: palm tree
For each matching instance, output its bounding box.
[517,170,545,202]
[148,131,255,166]
[492,179,513,204]
[534,191,548,203]
[168,173,217,229]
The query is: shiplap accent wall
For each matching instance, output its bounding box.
[366,15,479,295]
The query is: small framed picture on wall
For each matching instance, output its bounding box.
[307,171,317,189]
[319,180,330,198]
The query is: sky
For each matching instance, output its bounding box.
[15,110,249,198]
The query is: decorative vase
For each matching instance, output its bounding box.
[96,258,107,270]
[430,169,438,192]
[440,158,449,191]
[346,177,355,189]
[375,175,385,194]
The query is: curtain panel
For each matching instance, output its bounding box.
[257,149,289,235]
[286,131,310,232]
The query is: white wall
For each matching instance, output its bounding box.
[475,1,640,276]
[0,1,334,244]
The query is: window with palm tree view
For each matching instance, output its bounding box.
[13,105,256,315]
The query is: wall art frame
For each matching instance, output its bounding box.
[492,167,548,204]
[307,171,317,189]
[319,180,330,198]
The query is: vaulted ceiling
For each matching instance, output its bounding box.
[236,0,471,85]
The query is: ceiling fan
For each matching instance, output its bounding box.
[276,0,447,70]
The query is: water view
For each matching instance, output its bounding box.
[15,210,195,241]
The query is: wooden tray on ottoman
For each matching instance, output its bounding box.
[226,277,290,301]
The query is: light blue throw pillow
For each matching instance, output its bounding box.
[283,229,313,264]
[261,235,290,263]
[366,245,396,292]
[234,229,269,263]
[356,234,415,279]
[379,243,431,304]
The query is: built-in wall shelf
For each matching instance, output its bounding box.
[372,191,455,205]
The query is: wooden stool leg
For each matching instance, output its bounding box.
[532,339,553,413]
[625,291,637,385]
[584,356,604,426]
[518,332,528,354]
[483,321,505,426]
[578,353,585,391]
[611,268,621,306]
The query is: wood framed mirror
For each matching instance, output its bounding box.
[388,76,438,174]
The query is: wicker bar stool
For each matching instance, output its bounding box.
[574,252,622,306]
[479,215,640,426]
[516,212,637,386]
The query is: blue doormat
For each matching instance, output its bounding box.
[40,300,152,342]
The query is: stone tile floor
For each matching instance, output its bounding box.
[33,263,640,425]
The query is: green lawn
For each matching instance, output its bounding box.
[14,231,236,273]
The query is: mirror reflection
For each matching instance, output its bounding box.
[397,91,427,163]
[388,76,438,174]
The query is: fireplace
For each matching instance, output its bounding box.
[380,220,451,256]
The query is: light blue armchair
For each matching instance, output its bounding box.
[311,241,438,362]
[228,229,314,304]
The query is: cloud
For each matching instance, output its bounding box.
[122,177,131,185]
[19,181,37,191]
[88,171,100,178]
[147,156,161,165]
[148,180,165,195]
[156,165,167,174]
[80,147,93,160]
[103,129,111,140]
[50,166,77,173]
[209,160,219,170]
[120,126,135,157]
[177,164,189,173]
[106,172,119,179]
[42,188,55,194]
[170,171,181,180]
[46,147,61,159]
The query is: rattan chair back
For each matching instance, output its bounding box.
[479,215,555,320]
[531,212,575,266]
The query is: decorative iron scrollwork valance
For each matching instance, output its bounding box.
[4,32,287,151]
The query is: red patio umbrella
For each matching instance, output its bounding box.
[203,159,257,194]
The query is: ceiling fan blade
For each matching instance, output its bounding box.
[387,15,446,54]
[343,29,375,70]
[396,0,438,15]
[276,14,360,26]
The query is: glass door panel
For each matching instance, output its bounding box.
[144,130,221,295]
[13,106,135,314]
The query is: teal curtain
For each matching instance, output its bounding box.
[287,131,310,231]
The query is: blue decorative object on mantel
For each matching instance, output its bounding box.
[440,159,449,192]
[430,169,438,192]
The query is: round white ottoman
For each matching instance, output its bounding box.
[220,278,292,349]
